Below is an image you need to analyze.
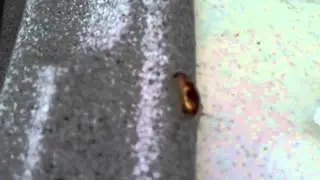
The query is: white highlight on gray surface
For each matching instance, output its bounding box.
[313,107,320,126]
[132,1,169,179]
[0,0,43,118]
[79,0,131,51]
[21,65,57,180]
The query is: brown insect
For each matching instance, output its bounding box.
[173,72,201,116]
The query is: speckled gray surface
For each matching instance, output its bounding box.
[0,0,196,180]
[0,0,27,89]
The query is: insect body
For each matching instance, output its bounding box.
[173,72,200,116]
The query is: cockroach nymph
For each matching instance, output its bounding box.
[173,72,200,116]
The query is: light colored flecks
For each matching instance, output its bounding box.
[132,1,169,179]
[0,0,46,117]
[313,107,320,126]
[195,0,320,179]
[20,65,58,180]
[78,0,131,51]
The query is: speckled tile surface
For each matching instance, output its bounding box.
[0,0,197,180]
[196,0,320,179]
[0,0,26,90]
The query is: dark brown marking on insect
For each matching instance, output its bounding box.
[172,72,185,79]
